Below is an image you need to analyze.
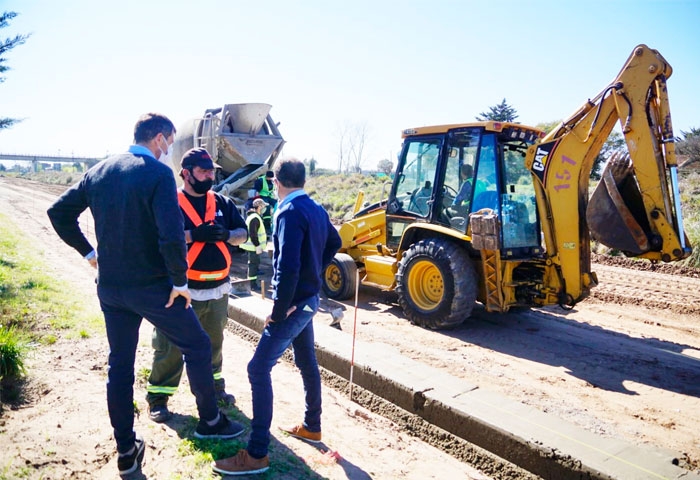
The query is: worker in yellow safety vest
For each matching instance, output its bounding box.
[240,198,268,291]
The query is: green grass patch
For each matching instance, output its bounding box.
[306,172,389,222]
[0,326,27,380]
[0,212,103,393]
[0,213,102,341]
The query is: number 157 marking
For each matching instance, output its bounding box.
[552,155,577,192]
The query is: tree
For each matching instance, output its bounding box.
[348,121,369,173]
[1,11,30,130]
[677,127,700,169]
[335,122,349,173]
[377,159,393,175]
[535,120,561,135]
[590,131,625,181]
[535,121,624,181]
[476,99,518,122]
[335,120,370,173]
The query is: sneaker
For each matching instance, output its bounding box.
[148,404,172,423]
[117,435,145,476]
[194,412,245,439]
[250,282,261,292]
[279,424,322,443]
[213,450,269,476]
[215,389,236,406]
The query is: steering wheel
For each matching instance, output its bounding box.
[443,185,458,198]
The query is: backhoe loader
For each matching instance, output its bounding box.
[322,44,692,330]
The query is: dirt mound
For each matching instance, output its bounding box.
[592,251,700,278]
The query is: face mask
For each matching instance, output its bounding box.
[158,135,172,165]
[188,172,214,194]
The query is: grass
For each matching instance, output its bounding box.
[0,326,27,380]
[0,212,103,400]
[679,170,700,268]
[305,172,389,222]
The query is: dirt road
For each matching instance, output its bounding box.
[1,175,699,478]
[0,176,500,480]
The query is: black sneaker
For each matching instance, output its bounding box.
[148,404,172,423]
[194,412,245,439]
[118,435,145,476]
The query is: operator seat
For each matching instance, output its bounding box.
[412,181,432,216]
[472,190,498,213]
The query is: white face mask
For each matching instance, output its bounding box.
[158,135,172,165]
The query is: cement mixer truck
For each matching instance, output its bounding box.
[170,103,284,210]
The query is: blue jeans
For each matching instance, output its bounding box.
[246,295,321,459]
[98,282,219,454]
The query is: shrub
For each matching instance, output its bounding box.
[0,325,27,380]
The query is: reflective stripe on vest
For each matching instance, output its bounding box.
[240,212,267,251]
[178,190,232,281]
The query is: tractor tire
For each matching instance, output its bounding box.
[322,253,358,300]
[396,238,477,330]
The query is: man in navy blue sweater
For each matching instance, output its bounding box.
[213,158,341,476]
[47,113,245,476]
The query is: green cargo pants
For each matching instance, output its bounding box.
[146,294,229,406]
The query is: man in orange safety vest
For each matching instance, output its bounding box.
[146,147,247,423]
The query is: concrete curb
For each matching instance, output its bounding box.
[227,295,699,480]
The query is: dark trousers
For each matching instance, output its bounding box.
[246,295,321,458]
[97,282,219,454]
[147,295,230,405]
[247,251,261,282]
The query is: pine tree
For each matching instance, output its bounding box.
[476,99,519,122]
[1,11,30,130]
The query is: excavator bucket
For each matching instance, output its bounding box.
[587,152,652,255]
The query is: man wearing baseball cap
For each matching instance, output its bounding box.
[146,147,248,423]
[240,197,269,292]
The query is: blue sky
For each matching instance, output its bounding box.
[1,0,699,169]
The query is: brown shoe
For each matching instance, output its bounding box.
[213,450,269,476]
[279,424,322,443]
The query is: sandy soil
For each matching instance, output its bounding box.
[0,176,502,480]
[1,175,699,478]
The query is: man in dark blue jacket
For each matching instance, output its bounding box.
[213,158,341,476]
[46,113,245,476]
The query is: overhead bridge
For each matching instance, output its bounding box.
[0,153,103,170]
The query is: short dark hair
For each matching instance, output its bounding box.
[273,158,305,188]
[133,113,176,144]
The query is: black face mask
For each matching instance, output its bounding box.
[188,171,213,194]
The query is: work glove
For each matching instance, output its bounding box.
[255,245,264,255]
[191,223,230,243]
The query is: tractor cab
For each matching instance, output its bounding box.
[386,122,544,258]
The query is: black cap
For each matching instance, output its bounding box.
[265,170,274,178]
[181,148,220,170]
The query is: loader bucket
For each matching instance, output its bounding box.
[587,155,651,255]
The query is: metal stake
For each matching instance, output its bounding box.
[349,269,360,401]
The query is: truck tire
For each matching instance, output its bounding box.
[322,253,358,300]
[396,238,477,329]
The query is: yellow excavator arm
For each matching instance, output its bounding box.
[526,44,691,304]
